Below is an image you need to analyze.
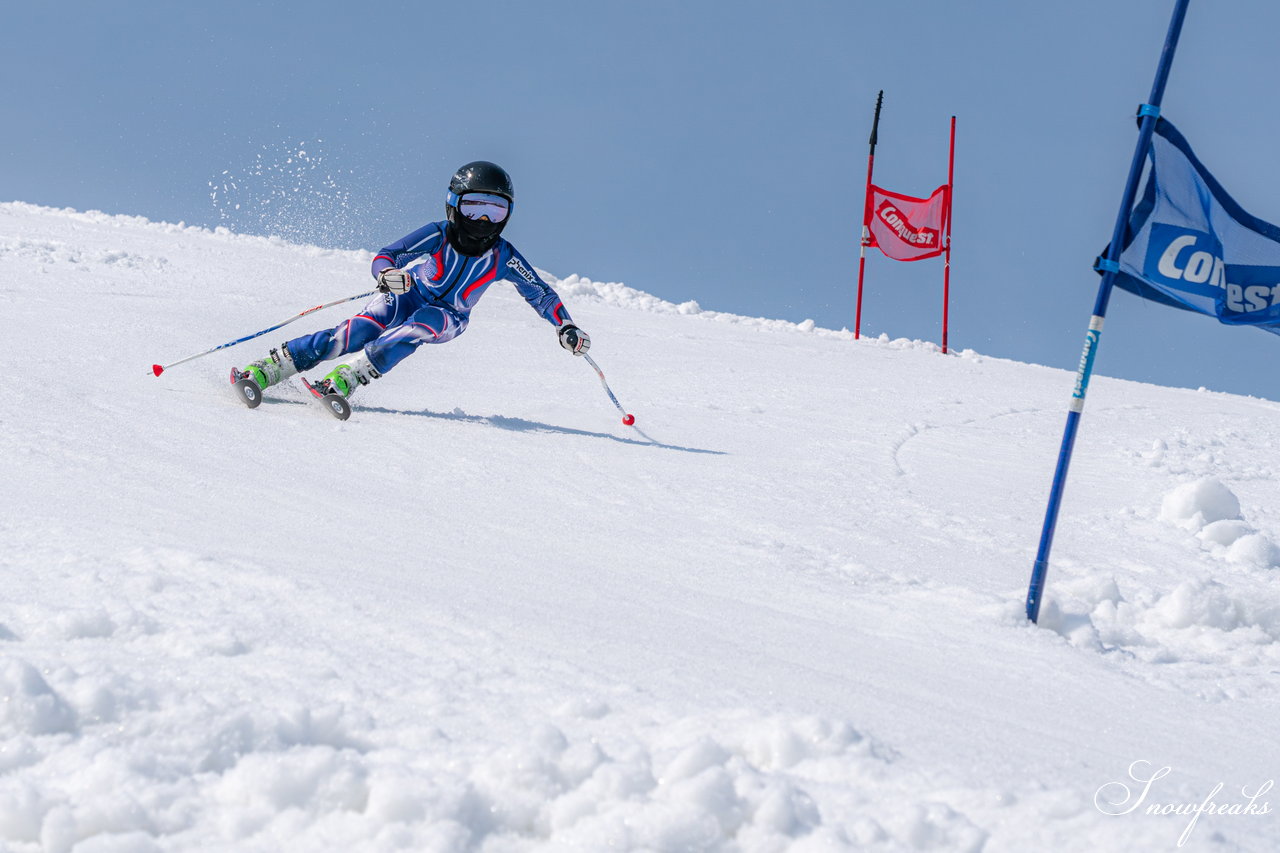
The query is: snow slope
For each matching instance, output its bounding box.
[1,201,1278,852]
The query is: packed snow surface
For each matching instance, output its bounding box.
[2,201,1278,851]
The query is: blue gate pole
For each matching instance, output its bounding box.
[1025,0,1192,623]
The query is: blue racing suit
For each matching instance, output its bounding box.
[286,221,573,375]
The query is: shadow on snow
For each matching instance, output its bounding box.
[261,397,724,455]
[361,405,724,455]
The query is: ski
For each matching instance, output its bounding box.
[228,366,351,420]
[299,376,352,421]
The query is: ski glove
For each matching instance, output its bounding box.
[377,268,413,294]
[558,324,591,356]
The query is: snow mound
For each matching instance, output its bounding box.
[0,546,1006,852]
[0,658,78,736]
[1039,478,1280,686]
[1040,572,1280,683]
[1159,477,1242,531]
[1156,478,1280,567]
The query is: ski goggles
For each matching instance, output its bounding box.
[450,191,510,223]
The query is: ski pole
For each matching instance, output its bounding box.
[150,290,377,376]
[582,353,636,426]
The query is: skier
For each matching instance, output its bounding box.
[232,160,591,403]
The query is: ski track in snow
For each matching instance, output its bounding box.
[2,201,1279,851]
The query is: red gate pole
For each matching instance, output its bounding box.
[856,90,883,340]
[941,116,956,354]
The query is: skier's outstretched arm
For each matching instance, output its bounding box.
[504,248,590,355]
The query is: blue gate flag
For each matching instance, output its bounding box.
[1106,118,1280,334]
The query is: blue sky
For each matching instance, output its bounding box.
[5,1,1280,399]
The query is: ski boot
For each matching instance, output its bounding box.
[315,353,380,399]
[302,353,380,420]
[231,346,298,408]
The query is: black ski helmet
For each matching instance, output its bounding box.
[445,160,514,255]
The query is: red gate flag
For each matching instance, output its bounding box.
[866,184,950,261]
[853,95,956,351]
